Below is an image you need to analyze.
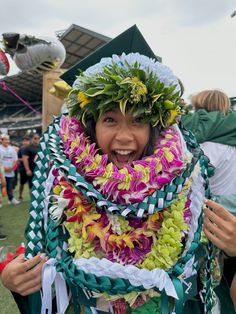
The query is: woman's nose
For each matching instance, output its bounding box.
[115,126,134,142]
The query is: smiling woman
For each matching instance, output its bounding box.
[95,109,150,169]
[0,25,222,314]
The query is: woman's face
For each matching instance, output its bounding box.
[95,108,150,169]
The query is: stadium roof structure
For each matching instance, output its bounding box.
[0,24,111,105]
[230,96,236,107]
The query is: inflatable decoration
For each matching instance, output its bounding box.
[0,48,10,75]
[2,33,66,74]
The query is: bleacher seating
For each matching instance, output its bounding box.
[0,102,42,144]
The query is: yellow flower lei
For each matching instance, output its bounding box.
[51,174,191,271]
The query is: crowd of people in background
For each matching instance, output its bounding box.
[0,132,40,240]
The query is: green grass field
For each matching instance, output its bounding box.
[0,185,30,314]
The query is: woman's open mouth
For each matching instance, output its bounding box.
[111,150,135,168]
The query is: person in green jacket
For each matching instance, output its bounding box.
[182,89,236,311]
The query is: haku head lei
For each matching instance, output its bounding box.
[67,53,182,127]
[61,25,184,128]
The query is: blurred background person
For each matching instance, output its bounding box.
[0,134,20,205]
[17,136,30,201]
[11,142,20,191]
[22,133,40,194]
[0,151,6,208]
[0,152,7,240]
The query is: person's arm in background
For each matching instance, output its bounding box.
[17,149,22,167]
[12,147,18,171]
[0,164,6,187]
[22,147,32,177]
[203,199,236,256]
[4,160,17,173]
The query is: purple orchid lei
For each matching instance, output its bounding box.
[59,115,186,205]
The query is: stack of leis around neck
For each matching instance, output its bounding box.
[23,114,209,313]
[22,45,215,312]
[45,114,199,311]
[47,115,195,271]
[44,52,204,312]
[59,115,187,205]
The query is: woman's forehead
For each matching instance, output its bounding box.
[101,107,141,116]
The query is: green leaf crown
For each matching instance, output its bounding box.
[67,53,183,127]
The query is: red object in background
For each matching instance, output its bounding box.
[0,252,15,272]
[0,245,26,273]
[12,164,18,171]
[16,246,26,255]
[0,48,10,76]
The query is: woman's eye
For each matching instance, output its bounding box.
[133,116,144,124]
[103,117,115,123]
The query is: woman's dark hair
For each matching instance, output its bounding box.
[142,125,160,157]
[83,117,160,158]
[83,118,97,145]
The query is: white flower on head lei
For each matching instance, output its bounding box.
[73,53,180,93]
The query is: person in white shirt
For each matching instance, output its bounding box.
[0,155,7,240]
[0,134,20,205]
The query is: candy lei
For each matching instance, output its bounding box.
[59,115,185,204]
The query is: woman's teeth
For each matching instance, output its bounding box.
[113,150,134,166]
[114,150,133,155]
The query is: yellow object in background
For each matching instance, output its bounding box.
[49,80,72,100]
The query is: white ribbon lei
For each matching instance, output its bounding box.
[41,258,69,314]
[74,257,178,299]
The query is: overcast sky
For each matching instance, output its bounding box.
[1,0,236,99]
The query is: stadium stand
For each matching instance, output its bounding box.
[231,96,236,109]
[0,24,111,144]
